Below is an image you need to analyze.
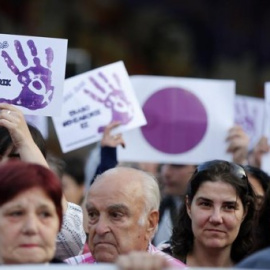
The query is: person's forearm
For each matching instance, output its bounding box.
[19,141,49,168]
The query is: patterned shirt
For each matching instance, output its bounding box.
[65,243,186,267]
[55,202,86,260]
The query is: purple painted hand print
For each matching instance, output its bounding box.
[84,72,134,133]
[0,39,54,110]
[235,99,257,138]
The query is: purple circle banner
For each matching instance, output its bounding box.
[141,87,208,154]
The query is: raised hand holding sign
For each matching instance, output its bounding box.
[52,61,146,153]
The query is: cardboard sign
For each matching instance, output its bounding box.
[52,61,146,153]
[118,75,235,165]
[0,34,67,116]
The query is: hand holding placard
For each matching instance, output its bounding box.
[52,61,146,153]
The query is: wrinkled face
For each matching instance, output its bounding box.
[0,187,59,264]
[161,164,195,196]
[86,173,153,263]
[187,181,246,251]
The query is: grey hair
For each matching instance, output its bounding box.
[93,167,161,211]
[140,170,161,213]
[92,167,160,237]
[136,170,160,238]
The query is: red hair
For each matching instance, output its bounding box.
[0,160,63,229]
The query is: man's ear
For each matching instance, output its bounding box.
[186,195,192,219]
[146,210,159,238]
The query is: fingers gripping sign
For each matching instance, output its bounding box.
[101,121,126,148]
[0,39,54,110]
[84,72,134,133]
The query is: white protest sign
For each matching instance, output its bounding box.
[118,75,235,164]
[261,83,270,174]
[52,61,146,153]
[235,95,264,150]
[25,115,49,139]
[0,34,67,116]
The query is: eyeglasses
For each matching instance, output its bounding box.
[196,160,248,181]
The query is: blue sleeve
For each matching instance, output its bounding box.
[91,146,117,184]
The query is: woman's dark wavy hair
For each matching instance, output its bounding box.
[244,165,270,193]
[253,184,270,251]
[171,160,256,263]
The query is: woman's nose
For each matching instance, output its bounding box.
[209,208,223,224]
[21,215,38,235]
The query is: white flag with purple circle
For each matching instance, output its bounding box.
[0,34,67,116]
[118,75,235,164]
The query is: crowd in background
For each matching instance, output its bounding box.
[2,1,270,269]
[0,100,270,268]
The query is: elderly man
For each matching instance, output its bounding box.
[65,167,185,267]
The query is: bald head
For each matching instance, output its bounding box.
[91,167,161,213]
[86,167,161,262]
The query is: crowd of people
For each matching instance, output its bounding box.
[1,101,270,269]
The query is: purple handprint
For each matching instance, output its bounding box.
[84,72,134,133]
[235,99,257,137]
[0,39,54,110]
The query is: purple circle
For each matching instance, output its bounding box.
[141,87,208,154]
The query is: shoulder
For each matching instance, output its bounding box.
[148,244,186,267]
[236,247,270,268]
[66,202,83,214]
[65,252,96,265]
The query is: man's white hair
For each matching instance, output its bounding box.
[92,167,161,238]
[139,170,160,212]
[93,166,161,217]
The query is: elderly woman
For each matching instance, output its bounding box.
[0,103,86,260]
[0,160,63,264]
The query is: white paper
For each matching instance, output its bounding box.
[261,83,270,174]
[52,61,146,153]
[25,115,48,139]
[235,95,265,150]
[0,34,67,116]
[118,75,235,164]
